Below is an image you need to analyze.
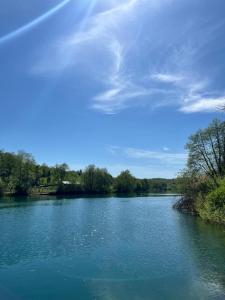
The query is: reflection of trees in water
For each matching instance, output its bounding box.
[179,213,225,297]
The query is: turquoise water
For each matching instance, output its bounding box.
[0,196,225,300]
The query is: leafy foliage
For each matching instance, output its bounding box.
[175,119,225,224]
[187,119,225,183]
[197,179,225,224]
[114,170,137,193]
[82,165,113,194]
[0,150,179,196]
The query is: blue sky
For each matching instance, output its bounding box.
[0,0,225,178]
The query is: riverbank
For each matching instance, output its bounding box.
[0,191,180,200]
[173,193,225,226]
[0,150,179,198]
[173,196,197,214]
[173,120,225,227]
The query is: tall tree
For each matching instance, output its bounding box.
[114,170,137,193]
[52,163,69,184]
[187,119,225,184]
[82,165,112,194]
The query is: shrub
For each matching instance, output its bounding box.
[197,179,225,224]
[174,170,214,213]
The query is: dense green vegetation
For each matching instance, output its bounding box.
[174,119,225,225]
[0,150,178,196]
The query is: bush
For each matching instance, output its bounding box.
[174,170,214,213]
[197,179,225,224]
[56,183,83,195]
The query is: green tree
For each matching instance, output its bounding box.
[174,169,213,212]
[13,151,36,194]
[187,119,225,184]
[174,119,225,223]
[82,165,112,194]
[114,170,137,193]
[52,163,69,184]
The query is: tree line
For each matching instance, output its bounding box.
[174,119,225,225]
[0,150,177,196]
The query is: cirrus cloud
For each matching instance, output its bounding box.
[32,0,225,115]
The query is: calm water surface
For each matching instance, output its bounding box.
[0,196,225,300]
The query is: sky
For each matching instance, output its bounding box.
[0,0,225,178]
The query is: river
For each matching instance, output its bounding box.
[0,196,225,299]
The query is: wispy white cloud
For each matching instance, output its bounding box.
[93,39,129,112]
[33,0,180,113]
[106,163,178,178]
[74,0,152,114]
[180,96,225,113]
[125,147,187,163]
[108,145,187,164]
[106,145,187,177]
[151,73,184,84]
[92,39,150,113]
[33,0,141,73]
[149,69,222,114]
[147,20,225,114]
[33,0,225,115]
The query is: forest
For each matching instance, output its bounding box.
[0,151,178,196]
